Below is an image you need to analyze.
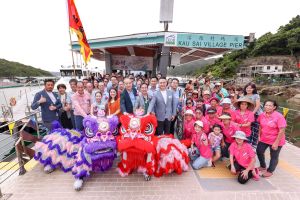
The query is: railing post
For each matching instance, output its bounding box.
[13,126,27,175]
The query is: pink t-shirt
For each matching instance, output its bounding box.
[218,108,237,121]
[221,122,240,143]
[183,118,196,139]
[192,131,212,159]
[229,142,255,169]
[257,111,287,146]
[205,115,221,133]
[234,110,254,137]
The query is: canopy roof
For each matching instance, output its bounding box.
[72,31,244,65]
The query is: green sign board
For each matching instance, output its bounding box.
[164,32,245,49]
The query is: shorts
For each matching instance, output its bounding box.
[211,145,221,152]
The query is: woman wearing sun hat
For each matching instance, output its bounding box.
[219,113,240,158]
[183,109,196,140]
[233,97,255,142]
[229,131,259,184]
[218,98,236,121]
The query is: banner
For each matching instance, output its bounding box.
[111,55,153,71]
[164,32,245,49]
[68,0,93,64]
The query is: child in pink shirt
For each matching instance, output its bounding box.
[189,121,212,169]
[208,124,224,164]
[229,131,259,184]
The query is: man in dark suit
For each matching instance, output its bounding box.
[31,79,62,131]
[120,77,138,115]
[147,77,176,135]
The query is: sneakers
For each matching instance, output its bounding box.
[44,165,55,174]
[262,171,273,178]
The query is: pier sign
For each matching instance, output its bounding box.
[164,32,245,49]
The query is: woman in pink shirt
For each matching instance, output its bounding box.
[219,98,236,121]
[205,107,221,133]
[233,97,255,139]
[190,120,212,169]
[229,131,259,184]
[219,113,240,158]
[195,108,210,134]
[256,100,287,178]
[183,109,196,139]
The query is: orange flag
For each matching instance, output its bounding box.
[68,0,93,64]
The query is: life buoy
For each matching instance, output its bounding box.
[9,97,17,106]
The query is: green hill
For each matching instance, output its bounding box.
[195,15,300,78]
[0,58,52,77]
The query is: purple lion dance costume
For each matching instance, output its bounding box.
[34,115,119,191]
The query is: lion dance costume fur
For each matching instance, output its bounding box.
[117,114,189,180]
[34,115,118,190]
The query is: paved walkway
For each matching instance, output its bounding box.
[1,143,300,200]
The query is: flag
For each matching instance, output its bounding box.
[283,107,289,118]
[68,0,93,64]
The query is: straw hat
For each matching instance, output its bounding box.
[233,97,255,110]
[203,90,210,95]
[194,120,203,127]
[219,114,231,120]
[232,131,248,141]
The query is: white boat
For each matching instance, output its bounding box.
[54,65,104,92]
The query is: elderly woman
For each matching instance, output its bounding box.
[233,97,255,140]
[218,98,236,121]
[229,131,259,184]
[256,100,287,178]
[219,113,240,158]
[134,83,151,116]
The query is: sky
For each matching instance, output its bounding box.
[0,0,299,72]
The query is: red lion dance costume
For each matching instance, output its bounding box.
[117,114,189,180]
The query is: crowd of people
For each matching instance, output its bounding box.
[31,72,287,184]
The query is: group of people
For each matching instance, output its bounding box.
[31,73,287,184]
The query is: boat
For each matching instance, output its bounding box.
[54,65,104,92]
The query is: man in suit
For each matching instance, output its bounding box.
[120,77,138,115]
[147,77,176,135]
[31,79,62,131]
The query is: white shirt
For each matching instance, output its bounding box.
[160,90,167,104]
[46,91,56,104]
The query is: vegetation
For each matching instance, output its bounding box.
[0,58,52,77]
[193,15,300,78]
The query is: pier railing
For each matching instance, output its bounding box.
[0,112,45,185]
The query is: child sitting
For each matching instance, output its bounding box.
[208,124,224,164]
[189,120,212,169]
[229,131,259,184]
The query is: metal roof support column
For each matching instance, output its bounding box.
[158,46,170,77]
[104,53,112,75]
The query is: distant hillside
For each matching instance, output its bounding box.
[0,58,52,77]
[196,15,300,78]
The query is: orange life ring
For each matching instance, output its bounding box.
[9,97,17,106]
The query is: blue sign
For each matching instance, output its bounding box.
[164,32,245,49]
